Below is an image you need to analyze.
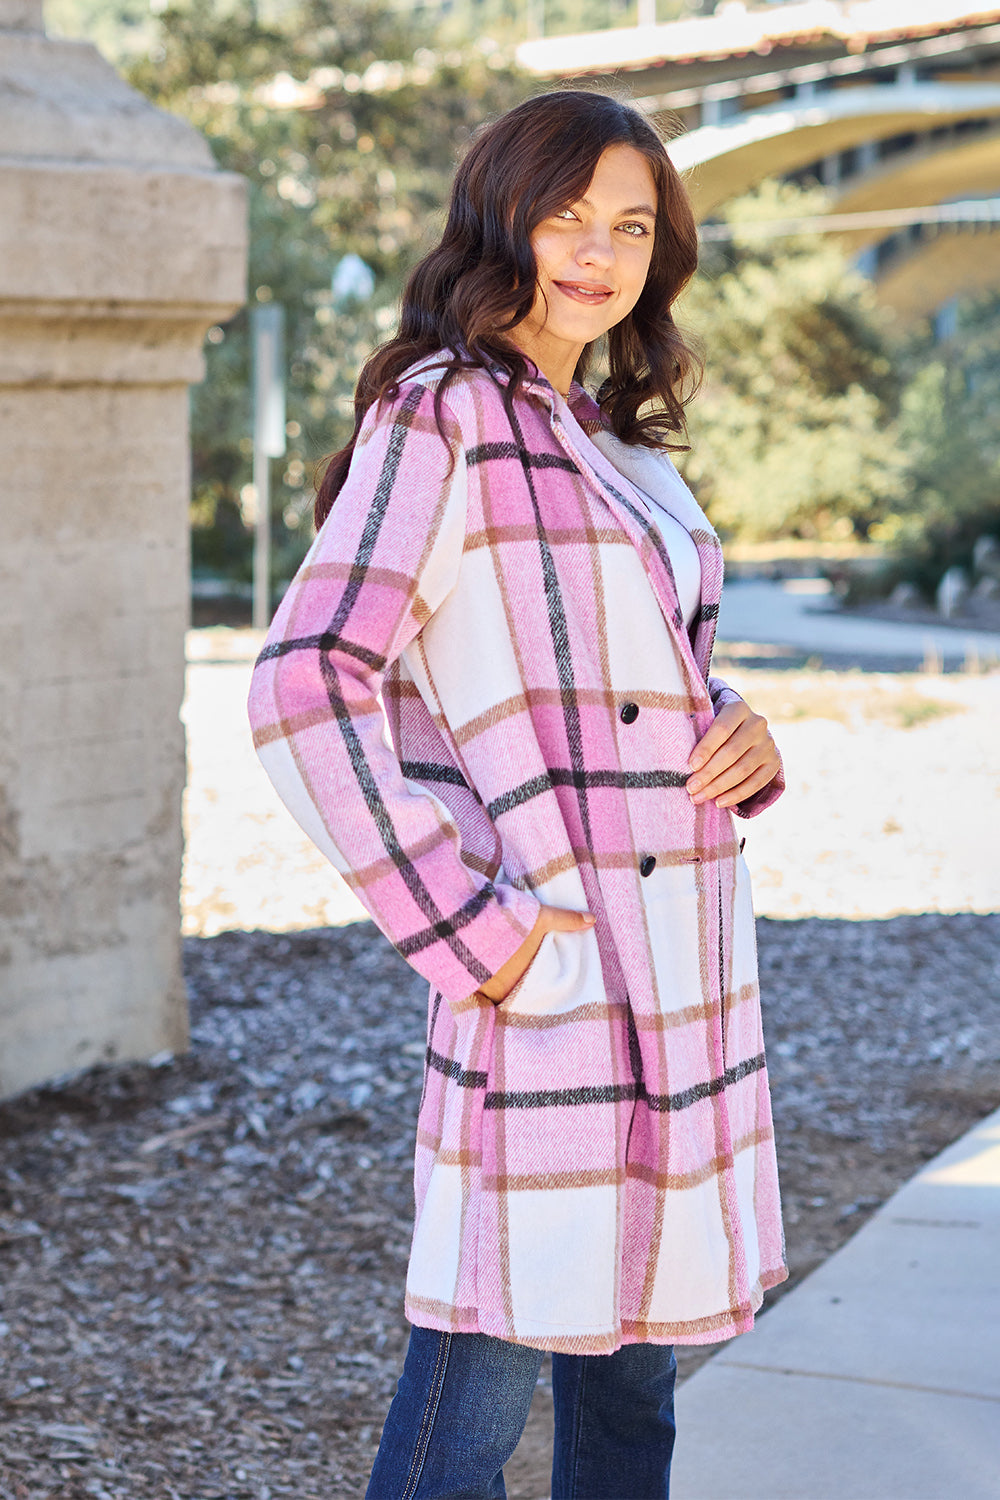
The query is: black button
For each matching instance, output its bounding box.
[739,838,746,853]
[620,702,639,725]
[640,855,657,878]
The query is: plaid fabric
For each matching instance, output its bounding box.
[249,358,787,1352]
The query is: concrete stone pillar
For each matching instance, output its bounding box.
[0,1,246,1095]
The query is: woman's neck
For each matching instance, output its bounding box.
[507,332,581,400]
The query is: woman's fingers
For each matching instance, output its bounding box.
[715,768,777,808]
[476,905,595,1004]
[688,701,780,809]
[691,722,760,782]
[688,701,750,771]
[692,741,773,801]
[710,755,779,809]
[539,905,597,933]
[692,746,780,807]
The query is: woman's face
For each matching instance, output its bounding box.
[515,144,658,392]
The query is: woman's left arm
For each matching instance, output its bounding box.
[686,677,784,818]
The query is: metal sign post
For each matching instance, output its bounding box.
[251,303,286,630]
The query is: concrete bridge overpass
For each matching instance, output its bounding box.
[518,2,1000,317]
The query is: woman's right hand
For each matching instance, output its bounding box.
[476,905,596,1004]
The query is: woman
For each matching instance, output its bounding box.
[249,90,786,1499]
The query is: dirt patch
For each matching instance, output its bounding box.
[724,671,966,731]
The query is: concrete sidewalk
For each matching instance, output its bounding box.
[671,1107,1000,1500]
[718,578,1000,667]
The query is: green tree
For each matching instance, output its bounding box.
[871,295,1000,593]
[678,182,905,543]
[124,0,527,587]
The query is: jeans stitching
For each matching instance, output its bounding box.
[566,1358,588,1499]
[400,1331,452,1500]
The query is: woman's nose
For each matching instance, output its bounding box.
[574,225,614,267]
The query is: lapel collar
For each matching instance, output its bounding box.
[478,357,723,684]
[582,421,725,679]
[551,398,723,690]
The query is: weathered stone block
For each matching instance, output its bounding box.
[0,5,246,1096]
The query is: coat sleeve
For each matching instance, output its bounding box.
[707,674,785,818]
[247,381,541,1004]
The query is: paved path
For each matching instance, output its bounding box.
[719,579,1000,667]
[671,1106,1000,1500]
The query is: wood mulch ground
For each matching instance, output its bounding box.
[1,913,998,1500]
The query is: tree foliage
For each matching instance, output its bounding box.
[870,297,1000,592]
[678,182,906,543]
[678,184,1000,582]
[91,4,1000,588]
[125,0,527,584]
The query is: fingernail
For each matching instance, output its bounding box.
[583,913,596,924]
[689,755,704,770]
[688,777,702,792]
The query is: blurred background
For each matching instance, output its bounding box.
[1,3,998,1496]
[45,0,1000,623]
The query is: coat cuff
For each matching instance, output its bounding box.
[399,879,542,1009]
[733,758,785,819]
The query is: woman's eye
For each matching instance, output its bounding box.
[554,208,578,221]
[620,222,651,237]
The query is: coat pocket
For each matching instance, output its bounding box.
[496,922,602,1018]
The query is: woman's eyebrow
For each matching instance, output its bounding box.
[577,196,657,217]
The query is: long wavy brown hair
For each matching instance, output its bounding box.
[315,89,700,527]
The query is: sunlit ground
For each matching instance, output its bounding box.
[713,663,998,919]
[182,627,1000,935]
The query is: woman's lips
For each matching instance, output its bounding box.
[553,281,614,305]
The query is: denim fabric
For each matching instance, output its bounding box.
[550,1339,677,1499]
[366,1327,676,1499]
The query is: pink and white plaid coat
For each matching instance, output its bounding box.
[248,357,787,1353]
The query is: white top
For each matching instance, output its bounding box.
[556,392,705,631]
[648,503,702,630]
[605,469,703,631]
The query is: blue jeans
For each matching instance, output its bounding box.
[366,1326,676,1499]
